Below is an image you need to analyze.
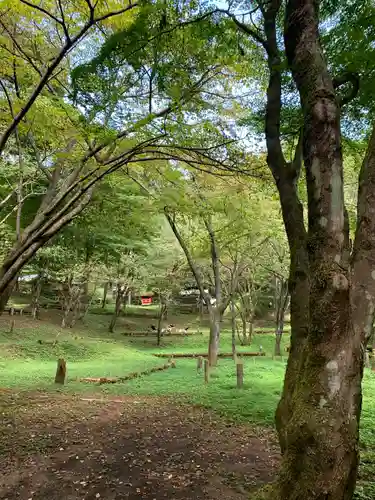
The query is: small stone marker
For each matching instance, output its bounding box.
[55,358,67,384]
[204,359,209,384]
[236,360,244,388]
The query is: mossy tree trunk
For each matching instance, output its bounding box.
[233,0,370,497]
[277,0,371,497]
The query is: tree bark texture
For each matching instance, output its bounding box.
[271,0,369,498]
[231,0,368,497]
[208,306,221,366]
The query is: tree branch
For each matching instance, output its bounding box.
[20,0,62,25]
[218,9,268,49]
[333,71,360,107]
[164,208,210,305]
[351,121,375,342]
[0,2,139,155]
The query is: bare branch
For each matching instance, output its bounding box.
[218,9,268,49]
[57,0,71,43]
[0,80,14,117]
[94,3,138,22]
[0,189,17,211]
[164,207,210,304]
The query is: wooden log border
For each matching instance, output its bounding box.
[77,361,175,385]
[121,332,202,337]
[153,352,266,358]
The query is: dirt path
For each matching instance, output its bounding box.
[0,393,279,499]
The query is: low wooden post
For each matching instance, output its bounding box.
[236,360,244,388]
[204,359,209,384]
[197,356,203,373]
[55,358,66,384]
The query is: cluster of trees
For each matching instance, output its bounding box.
[2,0,375,497]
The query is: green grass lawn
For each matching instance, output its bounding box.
[0,313,374,499]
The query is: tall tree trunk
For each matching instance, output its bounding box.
[31,274,42,320]
[208,306,220,366]
[69,288,83,328]
[248,320,253,344]
[109,284,125,333]
[271,1,364,498]
[274,279,288,356]
[230,299,236,358]
[274,331,282,357]
[157,301,166,347]
[102,281,109,308]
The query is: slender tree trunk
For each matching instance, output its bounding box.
[274,280,288,356]
[109,285,124,333]
[230,299,236,358]
[248,320,253,344]
[31,275,42,319]
[241,316,247,345]
[61,303,71,328]
[69,289,82,328]
[157,299,167,346]
[274,332,282,357]
[208,306,220,366]
[102,281,109,308]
